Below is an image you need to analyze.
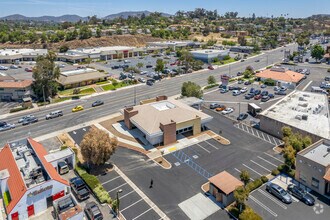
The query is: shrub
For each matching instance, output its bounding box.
[246,179,263,192]
[228,206,240,218]
[73,88,80,94]
[60,145,68,150]
[264,78,276,86]
[266,65,273,69]
[3,191,11,207]
[261,176,268,183]
[94,185,111,203]
[9,106,28,113]
[272,169,280,176]
[239,206,262,220]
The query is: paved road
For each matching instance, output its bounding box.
[0,44,297,146]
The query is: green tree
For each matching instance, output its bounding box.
[40,33,48,43]
[155,59,165,72]
[85,57,92,67]
[79,26,92,39]
[239,207,262,220]
[96,28,102,38]
[59,45,69,53]
[239,170,250,185]
[234,186,249,213]
[181,81,203,99]
[179,50,194,73]
[207,75,216,85]
[283,145,296,169]
[311,44,325,62]
[282,126,292,137]
[136,62,144,69]
[238,36,247,46]
[32,52,60,100]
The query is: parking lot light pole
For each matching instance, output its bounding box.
[116,189,123,217]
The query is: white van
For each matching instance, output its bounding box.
[58,161,69,175]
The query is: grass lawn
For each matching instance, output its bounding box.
[3,191,11,207]
[58,87,96,96]
[213,58,236,65]
[52,97,72,103]
[96,80,110,85]
[79,87,96,95]
[102,82,128,91]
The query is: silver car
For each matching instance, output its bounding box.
[266,183,292,204]
[18,115,34,123]
[0,123,15,132]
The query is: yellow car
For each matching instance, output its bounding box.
[72,105,84,112]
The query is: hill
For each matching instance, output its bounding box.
[104,10,171,20]
[0,14,87,22]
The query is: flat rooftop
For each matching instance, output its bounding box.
[0,49,47,57]
[260,90,330,139]
[299,140,330,167]
[61,68,96,77]
[190,49,228,55]
[68,46,136,55]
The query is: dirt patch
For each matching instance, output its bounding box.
[154,157,171,169]
[58,133,84,163]
[189,33,238,44]
[0,35,162,50]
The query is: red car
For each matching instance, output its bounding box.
[208,65,215,70]
[254,94,262,100]
[25,68,33,72]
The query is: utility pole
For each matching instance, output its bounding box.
[42,85,46,103]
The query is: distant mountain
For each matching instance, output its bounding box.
[104,10,172,20]
[309,14,330,19]
[0,14,88,22]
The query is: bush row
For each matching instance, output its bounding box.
[204,84,219,90]
[9,106,28,113]
[246,176,268,192]
[271,164,295,178]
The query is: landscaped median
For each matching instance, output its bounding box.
[101,79,138,91]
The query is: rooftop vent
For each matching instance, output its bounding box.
[295,115,302,120]
[302,114,308,120]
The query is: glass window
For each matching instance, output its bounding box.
[311,177,319,189]
[300,173,307,182]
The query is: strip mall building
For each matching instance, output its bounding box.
[0,138,74,220]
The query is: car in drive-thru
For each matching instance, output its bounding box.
[58,161,69,175]
[84,201,104,220]
[70,177,90,201]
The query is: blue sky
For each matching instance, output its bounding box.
[1,0,329,18]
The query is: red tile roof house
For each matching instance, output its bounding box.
[255,67,304,89]
[0,138,73,220]
[0,80,33,101]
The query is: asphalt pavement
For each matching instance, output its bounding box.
[0,44,297,146]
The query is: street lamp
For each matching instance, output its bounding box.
[116,189,123,217]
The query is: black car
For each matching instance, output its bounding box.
[287,184,315,206]
[249,88,255,94]
[22,117,38,126]
[244,81,251,85]
[92,100,104,107]
[237,113,248,120]
[84,201,103,220]
[146,64,153,68]
[237,71,243,76]
[146,79,155,86]
[245,93,254,100]
[0,121,7,127]
[70,177,90,201]
[254,89,261,95]
[111,65,120,69]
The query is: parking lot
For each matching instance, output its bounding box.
[68,126,91,146]
[248,176,330,220]
[98,170,163,220]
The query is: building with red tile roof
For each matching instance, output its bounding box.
[0,138,74,220]
[0,80,33,101]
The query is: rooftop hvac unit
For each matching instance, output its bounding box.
[302,115,308,120]
[327,147,330,153]
[295,115,302,120]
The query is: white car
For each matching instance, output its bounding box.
[140,71,148,75]
[0,66,8,70]
[222,108,234,115]
[240,87,248,93]
[18,115,34,123]
[0,123,15,132]
[10,65,18,69]
[232,90,241,96]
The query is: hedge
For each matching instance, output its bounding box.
[10,106,28,113]
[75,164,111,204]
[3,191,11,207]
[246,179,263,192]
[204,84,219,90]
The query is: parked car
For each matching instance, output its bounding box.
[22,117,38,126]
[140,71,148,75]
[112,65,120,69]
[138,78,146,83]
[232,90,241,96]
[245,93,254,100]
[287,184,315,206]
[325,76,330,81]
[58,161,69,175]
[124,60,131,63]
[238,80,243,84]
[25,67,33,72]
[237,113,248,121]
[261,90,269,96]
[10,65,18,69]
[127,73,135,79]
[210,103,220,109]
[72,105,84,112]
[18,115,34,123]
[0,66,8,70]
[237,72,243,76]
[261,95,270,102]
[222,108,234,115]
[146,64,153,68]
[0,123,15,132]
[254,90,261,95]
[254,94,262,100]
[244,81,251,85]
[208,65,215,70]
[255,59,260,62]
[240,87,248,93]
[84,201,103,220]
[274,86,281,91]
[275,90,287,95]
[146,79,155,86]
[241,59,245,62]
[215,105,226,112]
[261,84,267,88]
[92,100,104,107]
[280,86,287,91]
[220,88,229,93]
[70,177,90,201]
[268,93,275,98]
[249,88,255,94]
[45,110,63,120]
[266,183,292,204]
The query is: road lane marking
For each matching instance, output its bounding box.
[264,152,284,163]
[257,156,278,167]
[257,189,287,209]
[234,168,254,181]
[242,164,262,176]
[132,206,154,220]
[196,143,211,153]
[204,140,219,150]
[121,198,143,212]
[249,195,278,217]
[101,176,121,185]
[250,160,271,172]
[108,183,128,193]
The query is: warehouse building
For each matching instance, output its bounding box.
[0,49,47,64]
[259,90,330,142]
[147,41,201,50]
[229,46,254,54]
[295,139,330,201]
[57,68,107,89]
[0,138,75,220]
[123,96,213,146]
[190,49,229,63]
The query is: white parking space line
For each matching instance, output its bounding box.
[261,132,266,141]
[234,168,254,181]
[132,206,154,220]
[266,135,272,143]
[273,137,278,145]
[121,198,143,212]
[251,128,256,136]
[242,164,263,176]
[196,143,211,153]
[101,176,121,185]
[257,189,287,209]
[249,195,278,217]
[256,131,261,138]
[108,183,128,193]
[120,190,135,199]
[264,152,284,163]
[204,140,219,150]
[257,156,278,167]
[302,80,313,91]
[250,160,271,172]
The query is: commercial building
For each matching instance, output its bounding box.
[208,171,243,207]
[123,96,213,146]
[255,67,304,89]
[259,90,330,142]
[295,139,330,200]
[0,79,33,101]
[147,41,201,50]
[57,68,107,89]
[229,46,254,54]
[0,138,75,220]
[190,49,229,63]
[52,194,84,220]
[0,49,48,64]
